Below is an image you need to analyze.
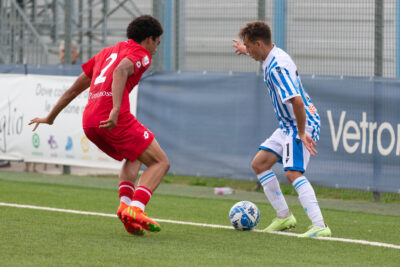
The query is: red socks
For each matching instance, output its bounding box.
[119,181,135,205]
[131,186,152,211]
[119,183,152,211]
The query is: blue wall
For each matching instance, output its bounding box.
[138,72,400,193]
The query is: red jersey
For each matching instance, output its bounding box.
[81,39,151,128]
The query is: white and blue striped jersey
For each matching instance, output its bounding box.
[262,45,320,141]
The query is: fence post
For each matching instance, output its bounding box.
[102,0,109,46]
[88,0,93,59]
[18,0,25,64]
[175,0,185,71]
[374,0,383,77]
[257,0,266,75]
[78,0,83,62]
[373,0,384,202]
[396,0,400,77]
[64,0,72,64]
[258,0,265,21]
[52,0,58,43]
[10,1,15,63]
[164,0,173,70]
[152,0,165,71]
[273,0,286,51]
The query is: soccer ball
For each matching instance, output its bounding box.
[229,201,260,231]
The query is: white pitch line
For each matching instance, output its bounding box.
[1,202,399,250]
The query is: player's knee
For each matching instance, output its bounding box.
[154,156,170,174]
[132,169,140,178]
[285,171,302,183]
[161,158,170,173]
[251,159,262,174]
[119,171,135,181]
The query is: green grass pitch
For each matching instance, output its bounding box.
[0,171,399,266]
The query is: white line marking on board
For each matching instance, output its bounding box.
[1,202,399,250]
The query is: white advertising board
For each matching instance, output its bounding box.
[0,74,138,169]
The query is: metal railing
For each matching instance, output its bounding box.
[1,0,399,78]
[0,0,48,64]
[0,0,147,64]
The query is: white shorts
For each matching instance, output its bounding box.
[259,128,311,173]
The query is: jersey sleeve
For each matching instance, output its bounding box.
[270,66,300,103]
[125,49,151,75]
[81,55,96,78]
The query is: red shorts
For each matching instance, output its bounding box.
[83,119,154,162]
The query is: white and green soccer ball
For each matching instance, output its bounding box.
[229,201,260,231]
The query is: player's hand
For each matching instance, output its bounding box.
[232,39,247,55]
[99,108,119,130]
[28,117,53,131]
[299,133,318,156]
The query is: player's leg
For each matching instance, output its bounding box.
[83,127,144,235]
[254,130,296,232]
[129,138,169,211]
[122,138,169,232]
[137,138,169,191]
[84,127,131,208]
[283,136,331,237]
[252,150,291,220]
[117,159,146,235]
[129,137,169,211]
[119,159,141,206]
[254,151,296,232]
[85,127,140,208]
[251,149,279,174]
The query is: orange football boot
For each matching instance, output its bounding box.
[117,202,145,236]
[122,206,161,233]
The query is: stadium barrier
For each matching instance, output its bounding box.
[0,65,399,193]
[0,65,137,169]
[138,72,400,194]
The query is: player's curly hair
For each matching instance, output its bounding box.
[126,15,163,43]
[239,21,272,44]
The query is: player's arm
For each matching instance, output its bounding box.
[232,39,248,55]
[290,96,317,156]
[29,73,91,131]
[99,58,135,130]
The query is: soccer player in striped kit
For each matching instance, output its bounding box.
[233,21,331,238]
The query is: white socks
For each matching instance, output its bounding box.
[131,200,145,211]
[292,176,325,227]
[257,170,290,218]
[258,171,325,227]
[120,196,132,206]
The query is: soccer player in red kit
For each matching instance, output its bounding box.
[29,15,169,235]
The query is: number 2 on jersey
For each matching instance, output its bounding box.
[94,53,117,85]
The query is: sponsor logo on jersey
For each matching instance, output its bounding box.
[136,61,141,68]
[89,91,112,99]
[144,131,149,139]
[308,104,316,115]
[142,55,149,66]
